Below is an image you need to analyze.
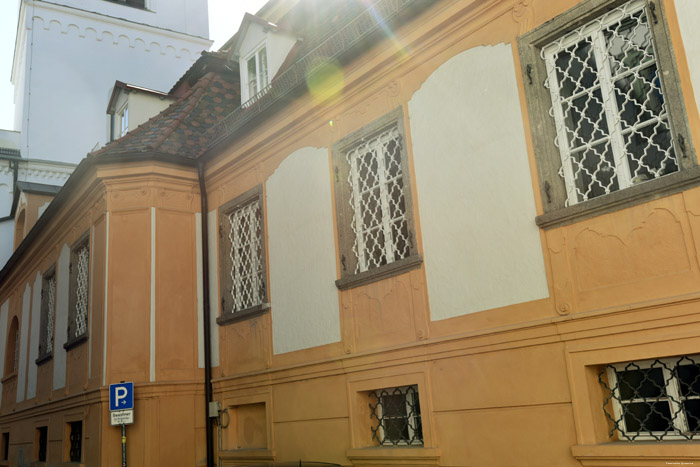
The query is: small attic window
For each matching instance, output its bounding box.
[243,45,269,103]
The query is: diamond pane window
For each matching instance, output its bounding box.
[228,200,264,311]
[369,385,423,446]
[38,268,56,361]
[66,234,89,347]
[542,0,677,206]
[600,355,700,441]
[332,109,419,287]
[218,187,268,322]
[346,124,410,273]
[74,245,89,337]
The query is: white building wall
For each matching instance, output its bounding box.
[39,0,209,38]
[267,146,340,354]
[676,0,700,119]
[13,1,212,163]
[408,43,549,322]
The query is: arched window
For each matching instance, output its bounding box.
[5,317,19,376]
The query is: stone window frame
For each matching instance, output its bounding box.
[518,0,697,228]
[64,232,90,350]
[36,264,56,365]
[346,371,439,464]
[217,185,270,326]
[331,107,422,290]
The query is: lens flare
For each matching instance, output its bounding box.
[306,59,345,104]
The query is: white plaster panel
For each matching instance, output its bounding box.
[54,244,70,389]
[676,0,700,119]
[206,210,219,367]
[267,147,341,354]
[27,272,42,399]
[0,300,8,407]
[408,43,549,321]
[17,283,32,402]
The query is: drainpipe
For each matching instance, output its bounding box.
[198,160,215,467]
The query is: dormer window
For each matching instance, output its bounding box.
[244,45,269,102]
[118,103,129,137]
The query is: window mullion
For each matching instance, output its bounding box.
[664,365,689,433]
[349,151,368,272]
[229,214,241,311]
[374,139,395,264]
[544,52,580,206]
[591,30,632,189]
[247,203,260,306]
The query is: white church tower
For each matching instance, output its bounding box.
[0,0,211,267]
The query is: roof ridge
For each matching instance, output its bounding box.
[150,71,216,151]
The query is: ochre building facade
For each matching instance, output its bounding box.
[1,0,700,466]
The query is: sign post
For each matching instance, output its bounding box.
[109,382,134,467]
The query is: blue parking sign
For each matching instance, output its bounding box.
[109,382,134,411]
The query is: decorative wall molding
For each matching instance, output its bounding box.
[30,15,197,60]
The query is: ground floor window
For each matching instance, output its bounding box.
[600,355,700,441]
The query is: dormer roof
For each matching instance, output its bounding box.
[228,13,287,60]
[106,80,170,114]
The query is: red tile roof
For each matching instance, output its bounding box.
[91,53,239,160]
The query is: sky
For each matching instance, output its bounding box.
[0,0,269,131]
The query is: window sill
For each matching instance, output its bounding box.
[63,334,88,351]
[335,254,423,290]
[536,166,700,229]
[35,352,53,366]
[572,442,700,466]
[1,372,17,383]
[346,447,440,466]
[216,303,270,326]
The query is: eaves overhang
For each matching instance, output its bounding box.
[0,150,197,288]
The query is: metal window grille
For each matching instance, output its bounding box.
[369,385,423,446]
[543,0,678,206]
[346,125,410,273]
[69,421,82,462]
[2,433,8,461]
[599,355,700,441]
[227,199,264,312]
[74,245,89,337]
[38,426,47,462]
[45,275,56,354]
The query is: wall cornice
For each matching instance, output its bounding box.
[23,0,211,60]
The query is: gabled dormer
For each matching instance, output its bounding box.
[230,13,299,104]
[106,81,175,142]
